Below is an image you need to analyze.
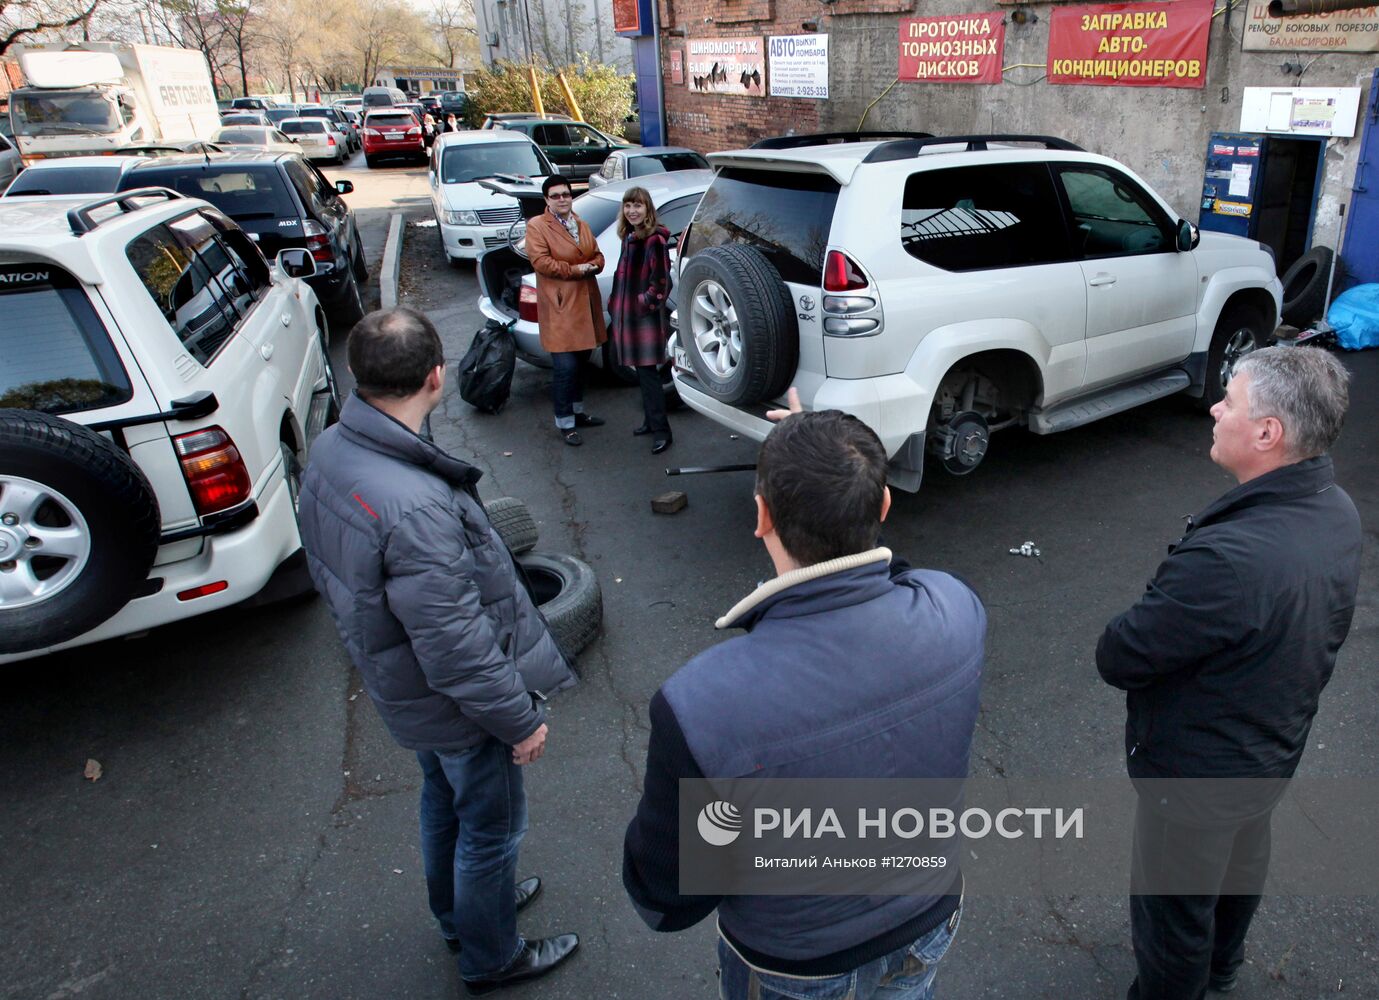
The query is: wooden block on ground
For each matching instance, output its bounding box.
[651,491,688,514]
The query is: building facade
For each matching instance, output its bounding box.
[474,0,635,73]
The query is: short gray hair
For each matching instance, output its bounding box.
[1232,346,1350,459]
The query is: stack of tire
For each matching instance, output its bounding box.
[483,497,602,670]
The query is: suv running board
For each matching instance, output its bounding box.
[1028,371,1191,435]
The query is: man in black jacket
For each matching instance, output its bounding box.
[1098,346,1361,1000]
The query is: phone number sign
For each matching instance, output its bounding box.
[768,34,829,99]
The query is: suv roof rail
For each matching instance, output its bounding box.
[863,134,1084,163]
[67,187,182,236]
[751,131,936,151]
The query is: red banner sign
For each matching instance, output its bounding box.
[899,13,1005,84]
[1047,0,1210,89]
[612,0,641,34]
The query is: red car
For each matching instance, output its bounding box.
[362,109,425,167]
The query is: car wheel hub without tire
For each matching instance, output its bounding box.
[690,280,741,378]
[0,475,92,609]
[937,412,990,476]
[1218,328,1256,391]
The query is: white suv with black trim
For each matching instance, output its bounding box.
[0,188,337,663]
[670,133,1283,490]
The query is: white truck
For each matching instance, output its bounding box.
[8,42,220,163]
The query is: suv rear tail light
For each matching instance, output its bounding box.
[518,284,539,322]
[407,127,422,137]
[823,250,868,292]
[365,128,381,137]
[327,135,336,146]
[173,426,253,517]
[302,219,333,263]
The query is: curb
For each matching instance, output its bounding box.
[380,213,404,310]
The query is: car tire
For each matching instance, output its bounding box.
[334,270,366,329]
[246,443,317,606]
[365,154,378,168]
[484,496,538,554]
[1199,303,1267,410]
[1280,246,1334,327]
[679,245,798,406]
[516,550,602,667]
[0,409,161,654]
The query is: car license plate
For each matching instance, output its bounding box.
[673,345,690,372]
[387,132,402,138]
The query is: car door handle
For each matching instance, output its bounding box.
[260,342,275,361]
[281,312,293,327]
[1088,274,1117,287]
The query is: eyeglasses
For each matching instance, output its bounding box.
[547,192,573,199]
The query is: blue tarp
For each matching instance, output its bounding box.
[1328,284,1379,351]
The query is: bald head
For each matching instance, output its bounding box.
[347,308,444,401]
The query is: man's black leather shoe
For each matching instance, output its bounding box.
[464,934,579,995]
[1208,970,1238,993]
[651,436,672,455]
[632,423,652,436]
[574,413,605,427]
[444,878,545,953]
[514,876,541,913]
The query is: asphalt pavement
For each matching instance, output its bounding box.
[1,171,1375,1000]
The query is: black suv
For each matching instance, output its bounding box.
[118,151,368,326]
[494,117,630,181]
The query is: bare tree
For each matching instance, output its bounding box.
[257,0,306,98]
[1,0,105,55]
[216,0,255,96]
[428,0,474,68]
[142,0,231,95]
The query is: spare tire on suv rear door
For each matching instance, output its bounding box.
[0,409,161,655]
[679,245,798,406]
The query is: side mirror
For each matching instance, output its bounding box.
[276,248,317,278]
[1177,219,1200,252]
[335,179,354,194]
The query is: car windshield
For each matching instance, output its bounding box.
[11,91,120,135]
[630,152,709,176]
[0,267,131,415]
[440,143,546,183]
[367,113,414,128]
[280,120,324,135]
[6,165,123,195]
[121,166,297,220]
[221,115,262,125]
[572,193,622,238]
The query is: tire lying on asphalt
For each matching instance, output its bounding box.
[0,409,161,654]
[484,496,538,554]
[679,245,798,406]
[516,550,602,667]
[1280,246,1333,328]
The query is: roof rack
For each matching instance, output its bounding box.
[67,187,182,236]
[863,134,1084,163]
[751,131,936,151]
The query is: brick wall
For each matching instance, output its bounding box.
[659,0,915,152]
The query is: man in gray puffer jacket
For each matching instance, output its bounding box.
[298,308,578,997]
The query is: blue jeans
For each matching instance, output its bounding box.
[416,740,528,979]
[717,906,962,1000]
[550,349,590,429]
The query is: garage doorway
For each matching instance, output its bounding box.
[1197,132,1325,276]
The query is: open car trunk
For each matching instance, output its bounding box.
[476,174,549,321]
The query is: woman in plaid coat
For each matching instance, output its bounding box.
[607,187,673,453]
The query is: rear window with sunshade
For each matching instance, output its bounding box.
[366,113,415,128]
[119,166,297,221]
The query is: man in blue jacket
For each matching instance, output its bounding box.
[298,308,579,996]
[623,405,986,1000]
[1098,347,1361,1000]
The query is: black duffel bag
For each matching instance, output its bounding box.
[458,320,516,414]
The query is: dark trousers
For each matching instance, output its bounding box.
[550,349,590,429]
[635,364,670,440]
[1126,799,1271,1000]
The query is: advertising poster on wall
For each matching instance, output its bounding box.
[898,13,1006,83]
[686,37,766,96]
[1242,0,1379,52]
[612,0,641,34]
[1047,0,1211,89]
[768,34,830,99]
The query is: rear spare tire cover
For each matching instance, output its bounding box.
[515,550,602,666]
[0,409,161,654]
[679,245,798,406]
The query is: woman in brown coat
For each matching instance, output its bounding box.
[525,175,607,446]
